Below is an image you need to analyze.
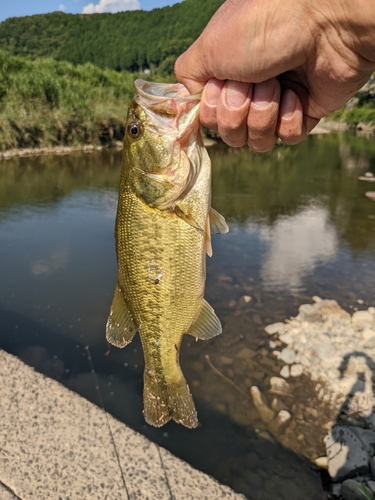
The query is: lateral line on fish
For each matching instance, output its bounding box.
[155,445,174,500]
[85,345,131,500]
[205,355,251,400]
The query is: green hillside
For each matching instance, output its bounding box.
[0,0,224,74]
[0,50,135,150]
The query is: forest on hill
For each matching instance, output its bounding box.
[0,0,224,74]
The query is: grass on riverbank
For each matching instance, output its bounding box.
[0,50,136,150]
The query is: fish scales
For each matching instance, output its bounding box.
[106,79,228,428]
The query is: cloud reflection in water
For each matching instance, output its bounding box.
[259,207,338,293]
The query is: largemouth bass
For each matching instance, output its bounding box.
[106,79,228,428]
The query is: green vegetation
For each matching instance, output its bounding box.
[0,50,136,150]
[0,0,224,74]
[330,76,375,125]
[0,0,225,151]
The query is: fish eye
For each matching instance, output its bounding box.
[128,121,143,140]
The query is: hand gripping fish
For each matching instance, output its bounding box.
[106,80,228,428]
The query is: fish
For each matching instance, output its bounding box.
[106,79,228,428]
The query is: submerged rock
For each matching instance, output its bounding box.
[250,386,275,423]
[340,478,372,500]
[264,322,286,335]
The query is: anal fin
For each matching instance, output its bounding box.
[187,299,222,340]
[106,283,137,348]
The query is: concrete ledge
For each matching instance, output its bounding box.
[0,349,244,500]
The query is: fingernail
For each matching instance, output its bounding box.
[252,79,276,107]
[280,89,297,119]
[225,81,251,108]
[204,78,223,105]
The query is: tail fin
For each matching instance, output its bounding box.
[143,370,198,429]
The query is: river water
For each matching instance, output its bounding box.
[0,133,374,499]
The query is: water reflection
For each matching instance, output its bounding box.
[259,207,338,292]
[0,134,374,499]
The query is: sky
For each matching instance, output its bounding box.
[0,0,183,23]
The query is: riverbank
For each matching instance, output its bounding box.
[0,348,243,500]
[262,299,375,500]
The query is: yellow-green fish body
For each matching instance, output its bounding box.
[106,80,228,428]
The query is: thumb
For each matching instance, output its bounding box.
[174,40,212,95]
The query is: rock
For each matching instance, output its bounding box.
[315,456,328,469]
[235,347,257,360]
[280,365,290,378]
[269,340,277,349]
[368,307,375,316]
[312,295,322,303]
[363,329,375,340]
[269,377,291,394]
[298,304,322,322]
[357,299,365,305]
[250,386,275,423]
[352,311,374,324]
[367,481,375,494]
[219,356,233,366]
[264,322,286,335]
[312,343,336,360]
[317,299,351,321]
[366,191,375,201]
[242,295,252,303]
[279,348,296,364]
[275,410,291,429]
[290,364,303,377]
[324,426,369,481]
[358,176,375,182]
[340,478,372,500]
[365,171,374,177]
[278,332,294,345]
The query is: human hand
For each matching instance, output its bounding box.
[175,0,375,152]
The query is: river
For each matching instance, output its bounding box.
[0,133,374,499]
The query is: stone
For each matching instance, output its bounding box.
[290,364,303,377]
[340,478,372,500]
[264,322,286,335]
[280,365,290,378]
[315,456,328,469]
[312,343,336,360]
[250,386,275,423]
[317,299,351,321]
[278,332,294,345]
[235,347,257,360]
[269,377,291,394]
[366,191,375,201]
[242,295,252,303]
[352,311,374,324]
[363,329,375,340]
[367,481,375,494]
[298,304,322,322]
[365,171,374,177]
[312,295,322,303]
[324,426,369,481]
[279,348,296,364]
[275,410,291,429]
[368,307,375,316]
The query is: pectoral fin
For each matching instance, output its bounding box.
[174,205,204,232]
[187,299,222,340]
[106,283,137,348]
[210,207,229,234]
